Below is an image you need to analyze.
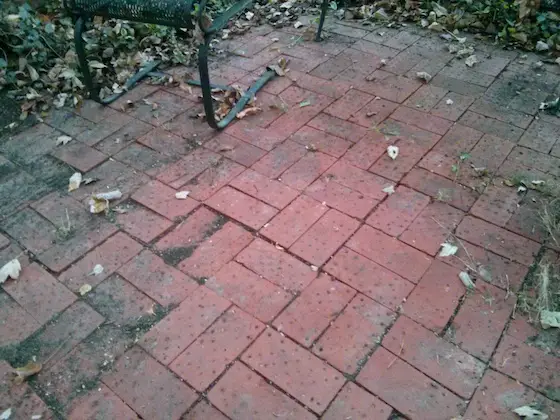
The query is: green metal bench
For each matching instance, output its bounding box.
[64,0,277,129]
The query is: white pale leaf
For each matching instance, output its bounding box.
[387,145,399,160]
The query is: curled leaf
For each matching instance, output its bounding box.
[79,284,92,296]
[175,191,190,199]
[13,361,42,384]
[236,106,261,119]
[512,406,549,419]
[89,264,104,276]
[439,243,458,257]
[459,271,475,289]
[416,71,432,82]
[68,172,82,192]
[88,190,122,213]
[465,55,478,67]
[540,310,560,329]
[387,145,399,160]
[0,259,21,284]
[382,185,395,195]
[56,135,72,146]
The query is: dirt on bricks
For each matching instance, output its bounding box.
[1,18,560,420]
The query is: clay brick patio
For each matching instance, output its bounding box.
[1,17,560,420]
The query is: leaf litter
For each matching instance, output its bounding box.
[89,264,104,276]
[387,145,399,160]
[12,361,42,384]
[439,242,458,257]
[88,190,122,213]
[68,172,82,192]
[513,406,549,419]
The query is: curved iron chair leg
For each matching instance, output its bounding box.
[316,0,330,41]
[74,15,161,105]
[188,38,276,130]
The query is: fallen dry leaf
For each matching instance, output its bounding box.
[382,185,395,195]
[310,265,319,272]
[236,106,261,119]
[13,361,42,384]
[175,191,190,199]
[68,172,82,192]
[56,135,72,146]
[0,259,21,284]
[446,98,454,105]
[387,145,399,160]
[88,190,122,213]
[541,310,560,329]
[416,71,432,82]
[79,284,92,296]
[89,264,104,276]
[439,243,458,257]
[459,271,475,289]
[465,55,478,67]
[299,100,311,108]
[218,145,235,152]
[0,408,11,420]
[512,406,548,419]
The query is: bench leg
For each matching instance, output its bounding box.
[74,16,161,105]
[189,39,276,130]
[316,0,330,41]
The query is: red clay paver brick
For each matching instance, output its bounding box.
[290,209,360,266]
[114,142,178,176]
[116,205,173,243]
[465,369,559,420]
[24,301,105,369]
[520,119,560,154]
[208,362,316,420]
[402,167,479,211]
[305,176,379,219]
[356,70,422,103]
[325,247,415,310]
[280,151,337,191]
[137,127,196,156]
[383,316,485,398]
[260,195,328,247]
[184,400,228,420]
[207,261,292,323]
[273,274,355,346]
[163,107,216,143]
[170,307,264,391]
[328,159,392,200]
[437,238,528,292]
[342,133,388,170]
[459,110,524,143]
[67,384,139,420]
[139,287,230,364]
[449,280,515,361]
[103,346,198,420]
[404,84,449,112]
[313,294,394,373]
[307,113,368,142]
[132,180,199,221]
[348,98,399,128]
[226,120,287,151]
[50,142,107,172]
[322,382,392,420]
[3,262,76,323]
[251,140,306,178]
[470,185,520,227]
[357,347,466,419]
[369,140,427,182]
[119,250,198,306]
[347,225,432,283]
[236,238,317,291]
[391,106,453,135]
[456,216,540,266]
[206,186,277,230]
[183,158,245,202]
[289,126,352,158]
[367,186,430,236]
[156,148,222,188]
[431,92,475,121]
[125,90,193,127]
[230,168,299,209]
[242,329,345,414]
[324,89,375,120]
[178,222,253,279]
[400,202,465,256]
[491,334,560,395]
[470,98,532,129]
[2,208,60,254]
[0,293,41,346]
[204,132,267,166]
[287,70,352,99]
[94,119,153,155]
[75,109,132,145]
[402,260,464,332]
[87,274,157,325]
[154,207,221,265]
[58,232,143,292]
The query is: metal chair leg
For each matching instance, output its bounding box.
[74,15,161,105]
[188,39,276,130]
[316,0,329,41]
